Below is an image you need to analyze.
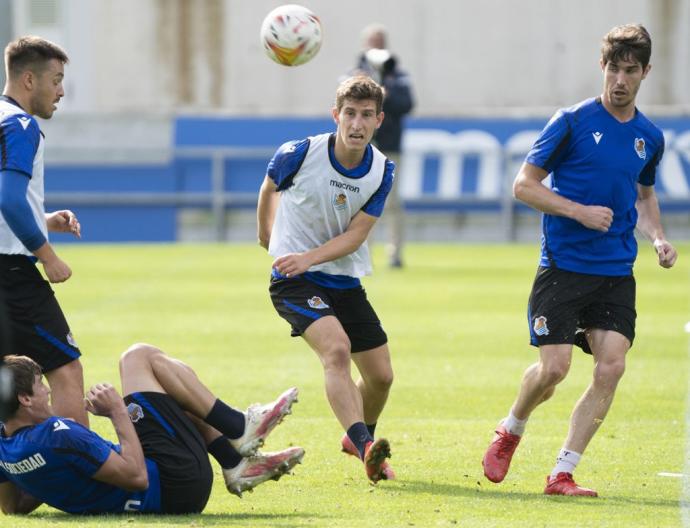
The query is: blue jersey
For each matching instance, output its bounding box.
[0,417,162,514]
[525,97,664,276]
[0,95,49,254]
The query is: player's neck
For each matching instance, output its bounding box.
[600,93,636,123]
[2,86,31,114]
[1,415,36,436]
[333,140,366,169]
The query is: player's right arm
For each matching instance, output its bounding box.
[257,138,310,249]
[513,162,613,232]
[85,383,148,492]
[0,169,72,283]
[257,175,279,249]
[0,481,42,514]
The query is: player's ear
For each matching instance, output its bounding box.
[642,63,651,79]
[376,111,385,129]
[599,58,606,72]
[331,106,340,125]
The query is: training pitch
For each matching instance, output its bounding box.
[6,242,689,527]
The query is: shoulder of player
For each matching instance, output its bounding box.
[0,109,40,138]
[634,109,664,142]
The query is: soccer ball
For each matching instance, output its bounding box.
[260,4,322,67]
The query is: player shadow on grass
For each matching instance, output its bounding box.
[21,511,326,525]
[393,479,680,509]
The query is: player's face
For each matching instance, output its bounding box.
[601,56,650,110]
[29,374,53,419]
[29,58,65,119]
[332,98,383,152]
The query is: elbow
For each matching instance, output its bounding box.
[512,177,526,201]
[123,468,149,492]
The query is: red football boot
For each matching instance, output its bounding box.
[544,472,598,497]
[482,425,521,483]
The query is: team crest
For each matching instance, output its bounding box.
[533,316,550,336]
[66,332,78,348]
[127,403,144,423]
[307,296,329,309]
[332,192,348,211]
[634,137,646,160]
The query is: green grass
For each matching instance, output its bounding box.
[4,242,689,527]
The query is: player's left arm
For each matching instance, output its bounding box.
[635,183,677,268]
[0,481,42,515]
[272,210,378,277]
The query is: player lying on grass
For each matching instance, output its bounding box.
[0,343,303,514]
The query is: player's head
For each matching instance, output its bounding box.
[3,35,69,119]
[332,76,385,152]
[599,24,651,109]
[361,23,387,51]
[1,355,50,421]
[335,75,384,115]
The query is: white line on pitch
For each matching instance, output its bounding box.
[659,472,685,478]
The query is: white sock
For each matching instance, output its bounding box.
[551,448,581,476]
[502,411,528,436]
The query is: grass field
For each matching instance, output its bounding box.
[4,242,688,527]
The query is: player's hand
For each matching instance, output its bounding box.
[46,210,81,238]
[272,252,314,278]
[575,204,613,232]
[84,383,125,418]
[653,238,677,268]
[41,255,72,283]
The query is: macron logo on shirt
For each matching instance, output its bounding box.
[592,132,603,145]
[52,420,71,432]
[16,116,31,130]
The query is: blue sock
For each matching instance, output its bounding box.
[366,423,377,438]
[347,422,373,459]
[207,435,243,469]
[205,399,246,440]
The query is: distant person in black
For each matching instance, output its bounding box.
[351,24,414,268]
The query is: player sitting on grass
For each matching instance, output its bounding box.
[0,343,303,514]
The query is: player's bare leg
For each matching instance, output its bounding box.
[483,344,572,483]
[120,343,298,455]
[562,330,628,453]
[512,344,574,418]
[302,316,364,430]
[45,358,88,426]
[352,344,393,425]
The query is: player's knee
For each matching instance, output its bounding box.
[120,343,163,369]
[321,340,351,372]
[371,368,394,391]
[539,361,569,386]
[595,358,626,384]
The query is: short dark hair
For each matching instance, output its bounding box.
[1,355,42,417]
[4,35,69,78]
[601,24,652,69]
[335,75,385,114]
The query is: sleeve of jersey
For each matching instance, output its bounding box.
[525,110,571,173]
[0,116,40,176]
[266,138,310,191]
[638,135,664,186]
[53,423,117,477]
[362,158,395,217]
[0,169,47,251]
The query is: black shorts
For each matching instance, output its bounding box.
[0,254,80,371]
[124,392,213,514]
[527,266,636,354]
[269,276,388,353]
